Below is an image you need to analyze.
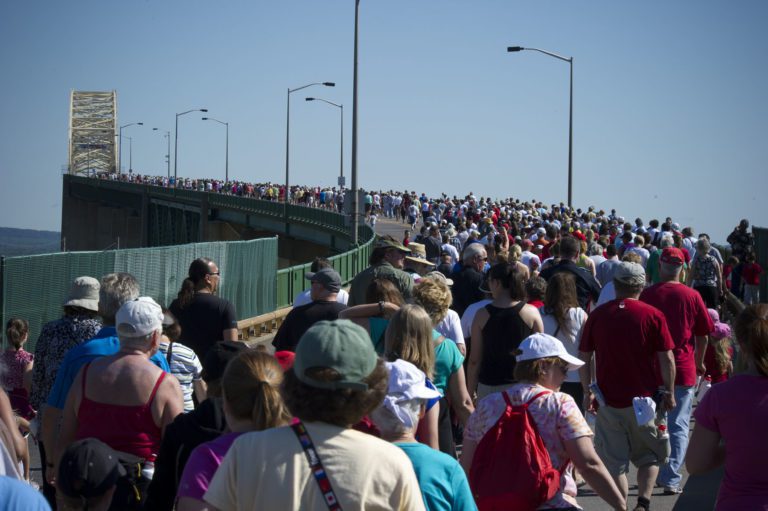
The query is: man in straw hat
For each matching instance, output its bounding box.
[403,242,436,282]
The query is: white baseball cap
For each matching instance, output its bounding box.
[116,297,164,338]
[515,333,584,371]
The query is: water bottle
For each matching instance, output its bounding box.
[655,417,670,440]
[653,391,670,440]
[588,382,606,408]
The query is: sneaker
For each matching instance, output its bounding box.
[663,485,683,495]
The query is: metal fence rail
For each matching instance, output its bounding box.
[277,224,375,308]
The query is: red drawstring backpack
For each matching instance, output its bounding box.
[469,390,567,511]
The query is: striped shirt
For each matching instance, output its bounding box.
[158,341,203,412]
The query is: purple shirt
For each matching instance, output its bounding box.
[177,432,243,500]
[694,374,768,510]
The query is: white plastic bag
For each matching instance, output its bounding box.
[632,396,656,426]
[696,377,712,403]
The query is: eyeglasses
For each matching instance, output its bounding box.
[208,271,221,276]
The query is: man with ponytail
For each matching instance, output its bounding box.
[170,258,239,359]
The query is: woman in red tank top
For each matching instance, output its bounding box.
[57,297,184,468]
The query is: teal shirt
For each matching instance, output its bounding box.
[395,442,477,511]
[432,330,464,396]
[646,250,661,284]
[369,317,389,355]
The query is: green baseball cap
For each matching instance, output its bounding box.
[293,320,378,391]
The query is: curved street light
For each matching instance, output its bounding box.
[118,122,143,174]
[285,82,334,214]
[174,108,208,183]
[202,117,229,183]
[306,97,344,187]
[508,46,574,207]
[124,136,133,174]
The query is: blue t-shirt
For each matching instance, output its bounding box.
[46,326,171,409]
[0,477,52,511]
[395,442,477,511]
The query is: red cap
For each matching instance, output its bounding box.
[660,247,685,265]
[274,351,296,372]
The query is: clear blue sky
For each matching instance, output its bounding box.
[1,1,766,243]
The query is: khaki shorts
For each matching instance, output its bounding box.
[594,405,670,476]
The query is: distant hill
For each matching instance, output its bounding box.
[0,227,60,256]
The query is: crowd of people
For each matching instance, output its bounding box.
[1,174,766,511]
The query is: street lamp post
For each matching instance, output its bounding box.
[202,117,229,183]
[174,108,208,184]
[118,122,143,174]
[285,82,335,212]
[507,46,574,208]
[125,137,133,174]
[152,128,171,179]
[305,98,344,186]
[351,0,360,246]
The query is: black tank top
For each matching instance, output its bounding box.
[479,301,533,386]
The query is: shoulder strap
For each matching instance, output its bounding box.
[147,372,166,406]
[524,389,571,472]
[525,390,552,407]
[166,341,174,365]
[291,422,343,511]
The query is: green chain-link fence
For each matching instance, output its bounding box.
[1,237,277,352]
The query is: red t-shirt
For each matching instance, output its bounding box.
[742,263,763,286]
[640,283,713,386]
[539,239,551,261]
[579,298,675,408]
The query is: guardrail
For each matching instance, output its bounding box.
[69,175,350,236]
[237,307,292,341]
[276,224,375,309]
